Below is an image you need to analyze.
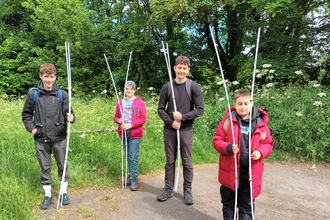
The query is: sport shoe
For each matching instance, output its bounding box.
[184,188,194,205]
[41,196,53,210]
[130,178,138,191]
[157,186,173,202]
[61,193,71,205]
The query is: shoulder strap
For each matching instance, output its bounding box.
[167,79,193,102]
[29,88,39,122]
[58,89,63,106]
[185,78,192,101]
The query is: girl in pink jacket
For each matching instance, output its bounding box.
[212,89,273,220]
[114,81,147,191]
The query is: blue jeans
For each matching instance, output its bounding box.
[123,130,141,181]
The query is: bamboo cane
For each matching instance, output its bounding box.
[209,26,239,219]
[57,42,72,209]
[248,27,261,220]
[161,42,181,192]
[104,54,125,188]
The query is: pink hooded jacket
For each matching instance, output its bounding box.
[114,96,146,139]
[212,107,273,199]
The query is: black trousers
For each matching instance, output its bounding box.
[220,175,255,220]
[163,128,193,189]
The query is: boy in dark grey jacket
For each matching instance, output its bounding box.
[22,63,75,210]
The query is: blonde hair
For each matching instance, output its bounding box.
[234,89,251,102]
[40,63,56,75]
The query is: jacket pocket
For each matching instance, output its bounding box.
[55,122,66,136]
[35,123,44,137]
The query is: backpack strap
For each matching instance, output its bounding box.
[167,78,192,102]
[29,88,39,122]
[58,89,63,105]
[185,78,192,101]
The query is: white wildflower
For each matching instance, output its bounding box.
[262,64,272,68]
[296,112,303,116]
[269,69,275,73]
[232,81,239,85]
[101,90,107,94]
[313,84,320,88]
[256,74,263,78]
[266,76,274,80]
[295,70,303,75]
[318,92,326,97]
[266,83,273,88]
[148,87,154,91]
[217,79,228,85]
[92,90,96,93]
[313,101,323,107]
[219,98,225,101]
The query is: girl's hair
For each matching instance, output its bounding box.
[175,56,190,67]
[234,89,251,102]
[40,63,56,75]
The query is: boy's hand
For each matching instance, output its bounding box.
[118,117,124,124]
[66,113,74,122]
[31,128,37,136]
[121,124,132,130]
[173,111,183,121]
[232,144,239,154]
[172,120,181,130]
[252,150,261,160]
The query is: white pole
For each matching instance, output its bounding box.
[248,27,261,220]
[209,26,238,219]
[122,51,133,188]
[57,41,72,209]
[161,42,181,192]
[104,54,124,188]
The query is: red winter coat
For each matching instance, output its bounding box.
[114,96,147,139]
[212,107,273,199]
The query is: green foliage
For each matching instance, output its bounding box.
[1,84,330,218]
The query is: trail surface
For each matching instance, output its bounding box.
[37,162,330,220]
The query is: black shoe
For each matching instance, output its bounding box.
[184,188,194,205]
[41,196,53,210]
[130,178,138,191]
[61,193,71,205]
[157,186,173,202]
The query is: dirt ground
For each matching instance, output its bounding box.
[37,161,330,220]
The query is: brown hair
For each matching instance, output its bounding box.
[175,56,190,67]
[234,89,251,102]
[40,63,56,75]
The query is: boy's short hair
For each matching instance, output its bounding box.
[234,89,251,102]
[40,63,56,75]
[175,56,190,67]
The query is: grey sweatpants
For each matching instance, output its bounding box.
[35,139,70,185]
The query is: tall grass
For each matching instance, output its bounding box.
[1,83,329,219]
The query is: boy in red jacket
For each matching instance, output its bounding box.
[212,89,273,220]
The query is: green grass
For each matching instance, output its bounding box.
[1,83,330,219]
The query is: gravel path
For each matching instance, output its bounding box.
[37,161,330,220]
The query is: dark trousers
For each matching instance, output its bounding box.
[35,139,70,185]
[220,175,255,220]
[163,128,193,189]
